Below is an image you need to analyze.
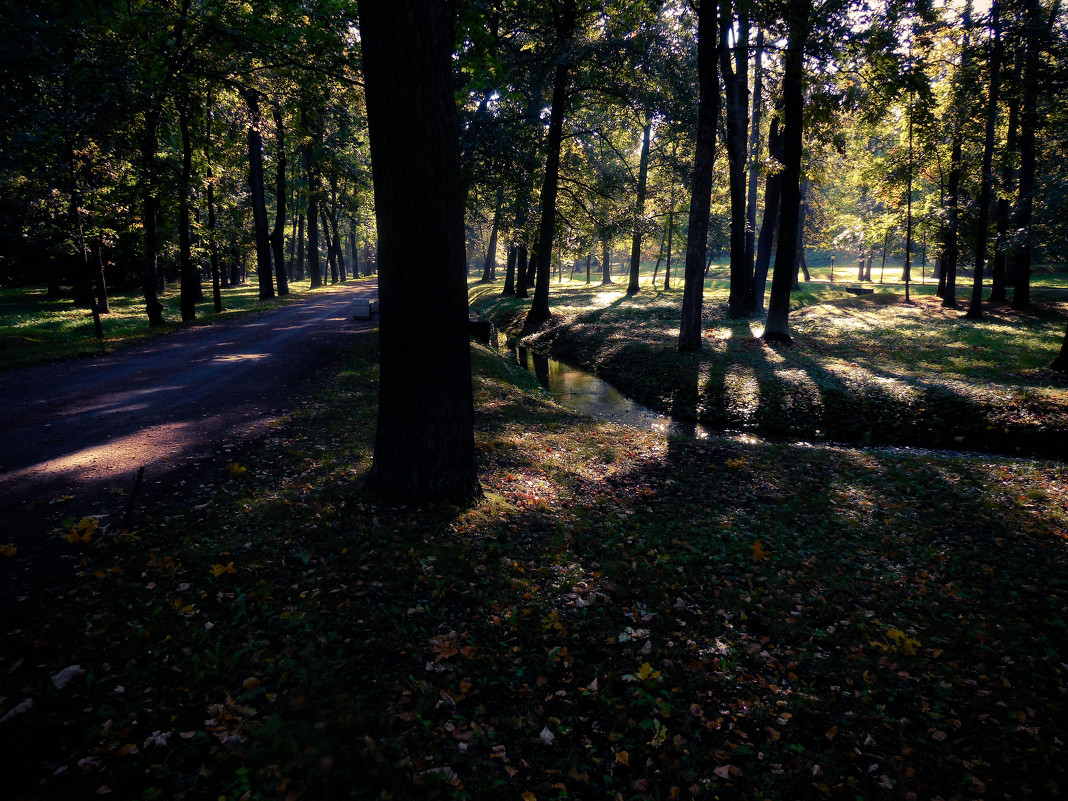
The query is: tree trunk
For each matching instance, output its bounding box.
[967,0,1001,319]
[762,0,810,343]
[304,113,323,289]
[270,103,289,296]
[942,131,962,308]
[321,208,339,282]
[991,74,1018,303]
[601,236,613,285]
[244,88,274,300]
[503,243,517,295]
[722,0,752,317]
[178,91,197,321]
[205,101,222,313]
[1012,0,1042,311]
[627,111,653,295]
[482,185,504,282]
[745,26,764,277]
[526,1,576,328]
[664,205,674,291]
[295,212,305,280]
[752,110,782,312]
[359,0,480,504]
[141,112,165,327]
[349,218,360,278]
[1052,319,1068,372]
[678,0,719,351]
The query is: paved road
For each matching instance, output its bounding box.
[0,281,377,555]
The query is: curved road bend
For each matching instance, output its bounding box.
[0,281,377,562]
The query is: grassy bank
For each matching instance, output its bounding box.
[1,327,1066,800]
[470,276,1068,460]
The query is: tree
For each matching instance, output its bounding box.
[358,0,481,504]
[762,0,811,343]
[678,0,720,352]
[526,0,578,328]
[1053,320,1068,372]
[721,0,753,317]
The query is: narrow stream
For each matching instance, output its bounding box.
[509,344,1053,464]
[512,345,709,439]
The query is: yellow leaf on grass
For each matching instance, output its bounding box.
[63,516,99,544]
[615,750,629,766]
[751,541,768,561]
[226,463,247,475]
[522,793,537,801]
[210,562,236,577]
[886,628,921,656]
[0,543,17,558]
[637,662,661,682]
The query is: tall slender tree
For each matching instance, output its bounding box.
[678,0,720,351]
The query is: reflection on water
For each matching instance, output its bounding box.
[513,346,708,439]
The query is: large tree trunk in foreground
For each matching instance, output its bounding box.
[762,0,810,344]
[678,0,719,352]
[359,0,480,504]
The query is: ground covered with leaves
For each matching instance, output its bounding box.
[1,321,1066,800]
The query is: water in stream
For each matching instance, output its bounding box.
[512,345,709,439]
[509,344,1049,464]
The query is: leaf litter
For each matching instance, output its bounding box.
[0,334,1065,800]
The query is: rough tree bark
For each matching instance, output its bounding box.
[358,0,480,504]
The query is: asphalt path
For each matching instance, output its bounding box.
[0,281,377,582]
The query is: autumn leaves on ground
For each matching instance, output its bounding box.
[1,282,1067,801]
